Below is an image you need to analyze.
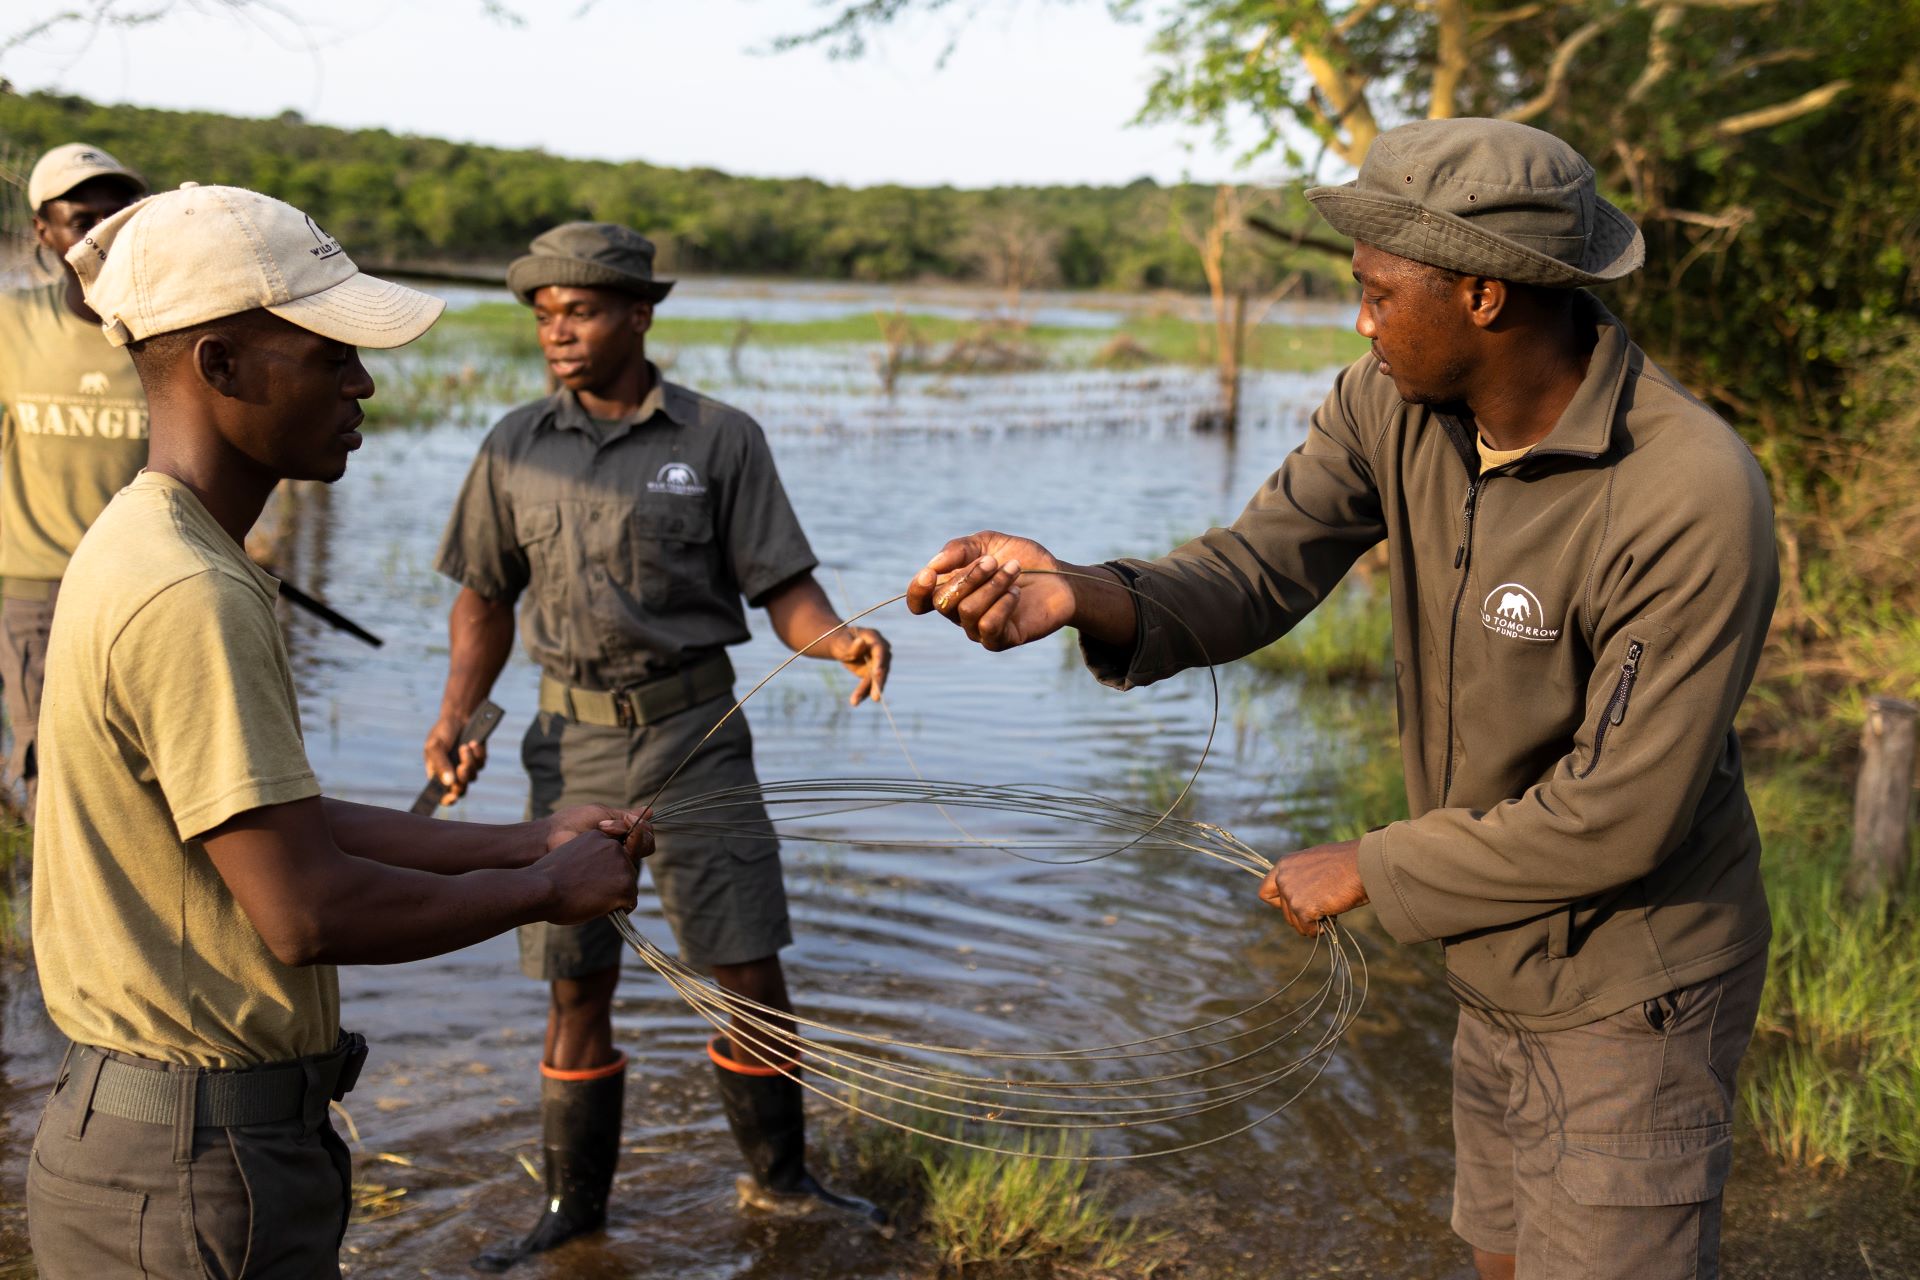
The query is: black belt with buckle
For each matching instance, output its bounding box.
[71,1030,369,1129]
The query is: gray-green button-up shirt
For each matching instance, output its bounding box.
[436,375,817,689]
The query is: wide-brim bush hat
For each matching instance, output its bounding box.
[507,222,675,305]
[1306,118,1644,288]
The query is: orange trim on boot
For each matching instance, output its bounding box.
[707,1035,801,1078]
[540,1050,629,1082]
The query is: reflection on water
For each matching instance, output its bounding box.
[0,330,1472,1278]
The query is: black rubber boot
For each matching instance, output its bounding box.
[472,1053,627,1272]
[708,1035,889,1229]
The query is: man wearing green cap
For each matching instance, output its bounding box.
[26,185,647,1279]
[427,221,891,1269]
[0,142,149,816]
[910,119,1776,1280]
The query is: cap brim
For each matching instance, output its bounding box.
[35,164,147,209]
[267,272,445,349]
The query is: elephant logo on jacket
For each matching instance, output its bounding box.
[78,371,110,395]
[1482,583,1559,643]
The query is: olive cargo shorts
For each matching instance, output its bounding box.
[26,1049,352,1279]
[518,692,792,979]
[1450,948,1767,1279]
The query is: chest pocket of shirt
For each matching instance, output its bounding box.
[628,506,715,608]
[515,503,564,584]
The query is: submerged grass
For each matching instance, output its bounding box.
[424,300,1365,376]
[832,1111,1161,1274]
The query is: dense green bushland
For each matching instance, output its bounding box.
[0,89,1344,297]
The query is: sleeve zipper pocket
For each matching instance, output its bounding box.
[1577,638,1643,779]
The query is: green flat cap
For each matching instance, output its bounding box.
[507,221,675,305]
[1307,118,1643,288]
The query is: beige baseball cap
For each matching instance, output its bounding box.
[67,183,444,349]
[27,142,146,210]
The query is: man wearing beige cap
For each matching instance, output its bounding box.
[428,221,891,1269]
[26,186,649,1278]
[0,143,148,815]
[913,119,1775,1280]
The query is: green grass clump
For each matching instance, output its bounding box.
[1740,758,1920,1170]
[834,1113,1154,1273]
[0,819,31,953]
[1242,575,1392,682]
[921,1140,1140,1271]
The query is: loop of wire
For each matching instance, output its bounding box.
[612,569,1365,1160]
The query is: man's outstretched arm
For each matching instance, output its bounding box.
[202,796,645,966]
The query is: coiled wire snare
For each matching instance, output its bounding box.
[612,570,1366,1160]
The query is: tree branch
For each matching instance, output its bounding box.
[1712,79,1853,137]
[1333,0,1392,38]
[1246,211,1354,260]
[1428,0,1470,119]
[1498,12,1620,124]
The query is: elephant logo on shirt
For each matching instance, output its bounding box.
[646,462,706,496]
[78,371,110,396]
[1482,583,1559,643]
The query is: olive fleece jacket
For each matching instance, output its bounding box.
[1086,295,1778,1031]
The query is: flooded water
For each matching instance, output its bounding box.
[0,291,1890,1279]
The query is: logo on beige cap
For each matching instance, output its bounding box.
[305,215,343,261]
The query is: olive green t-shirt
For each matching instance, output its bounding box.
[0,282,149,582]
[31,471,334,1067]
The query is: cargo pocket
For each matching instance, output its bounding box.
[1556,1129,1730,1206]
[629,506,714,608]
[27,1151,150,1276]
[1544,1128,1730,1275]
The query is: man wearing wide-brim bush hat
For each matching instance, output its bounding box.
[506,221,676,304]
[432,220,894,1269]
[910,116,1775,1280]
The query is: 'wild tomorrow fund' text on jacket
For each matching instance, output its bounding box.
[1088,296,1778,1031]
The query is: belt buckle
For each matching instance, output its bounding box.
[332,1032,369,1101]
[613,689,638,729]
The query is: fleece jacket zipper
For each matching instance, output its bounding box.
[1576,638,1644,779]
[1441,477,1481,807]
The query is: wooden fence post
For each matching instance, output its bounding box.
[1846,695,1918,901]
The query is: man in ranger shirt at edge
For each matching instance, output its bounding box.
[26,185,647,1279]
[0,143,148,815]
[912,119,1777,1280]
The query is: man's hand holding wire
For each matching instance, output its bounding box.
[907,532,1078,650]
[1260,840,1369,937]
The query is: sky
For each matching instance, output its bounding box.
[2,0,1290,190]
